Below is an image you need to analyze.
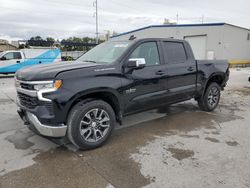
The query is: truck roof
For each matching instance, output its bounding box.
[113,37,186,43]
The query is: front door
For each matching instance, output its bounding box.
[122,41,167,114]
[0,52,23,73]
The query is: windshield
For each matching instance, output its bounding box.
[78,41,133,64]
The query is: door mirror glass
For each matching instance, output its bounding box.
[127,58,146,69]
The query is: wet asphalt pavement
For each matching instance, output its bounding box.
[0,68,250,188]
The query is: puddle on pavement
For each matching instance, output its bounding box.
[226,141,239,146]
[205,137,220,143]
[210,131,220,135]
[5,129,35,150]
[0,148,117,188]
[179,134,199,138]
[157,102,198,115]
[167,147,195,161]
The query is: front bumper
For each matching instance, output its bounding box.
[18,108,67,138]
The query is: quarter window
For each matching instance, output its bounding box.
[129,42,160,66]
[164,42,187,64]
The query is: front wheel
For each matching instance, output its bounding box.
[198,82,221,112]
[67,99,115,150]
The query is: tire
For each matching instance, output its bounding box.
[67,99,116,150]
[198,82,221,112]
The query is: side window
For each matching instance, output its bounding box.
[14,52,22,59]
[129,42,160,66]
[164,42,187,64]
[3,52,15,60]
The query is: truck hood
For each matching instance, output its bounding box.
[15,61,100,81]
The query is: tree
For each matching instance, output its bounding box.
[24,36,101,51]
[30,36,43,41]
[46,37,55,42]
[60,37,97,51]
[18,44,27,49]
[27,36,55,47]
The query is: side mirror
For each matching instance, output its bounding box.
[0,56,7,61]
[127,58,146,69]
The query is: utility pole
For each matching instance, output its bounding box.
[93,0,98,44]
[201,15,204,24]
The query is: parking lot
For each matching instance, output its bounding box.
[0,68,250,188]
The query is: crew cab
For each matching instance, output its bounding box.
[15,38,229,150]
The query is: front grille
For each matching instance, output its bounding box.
[20,83,34,90]
[18,92,39,109]
[18,92,55,115]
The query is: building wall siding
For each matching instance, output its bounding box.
[112,24,250,60]
[0,44,17,52]
[221,25,250,60]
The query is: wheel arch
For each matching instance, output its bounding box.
[197,72,225,99]
[206,73,225,88]
[66,89,123,125]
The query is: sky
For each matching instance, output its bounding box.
[0,0,250,41]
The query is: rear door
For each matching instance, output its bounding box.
[162,41,196,100]
[122,41,168,114]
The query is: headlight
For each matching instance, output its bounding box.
[15,79,21,88]
[34,80,62,91]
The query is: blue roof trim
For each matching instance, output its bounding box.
[111,23,225,38]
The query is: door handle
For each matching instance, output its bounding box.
[16,61,20,63]
[187,67,194,71]
[155,70,165,75]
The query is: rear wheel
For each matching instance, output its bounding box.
[198,82,221,112]
[67,99,115,150]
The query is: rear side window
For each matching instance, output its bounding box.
[14,52,22,59]
[163,42,187,64]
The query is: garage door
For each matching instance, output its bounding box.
[184,35,207,60]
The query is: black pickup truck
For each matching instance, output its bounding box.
[15,38,229,149]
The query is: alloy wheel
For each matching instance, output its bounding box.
[79,108,110,143]
[207,86,219,109]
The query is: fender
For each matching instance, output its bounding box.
[65,87,124,123]
[200,72,226,97]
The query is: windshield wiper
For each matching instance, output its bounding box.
[83,60,97,63]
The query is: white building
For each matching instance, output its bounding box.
[111,23,250,61]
